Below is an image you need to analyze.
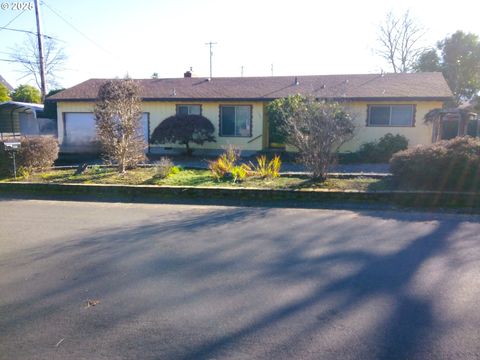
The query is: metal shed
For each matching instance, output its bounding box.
[0,101,56,139]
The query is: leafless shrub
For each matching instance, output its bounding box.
[94,78,146,173]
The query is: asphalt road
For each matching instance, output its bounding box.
[1,199,480,360]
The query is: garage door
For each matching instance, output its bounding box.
[64,113,96,145]
[64,112,149,146]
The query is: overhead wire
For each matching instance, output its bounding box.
[40,0,112,55]
[0,26,62,41]
[0,9,26,32]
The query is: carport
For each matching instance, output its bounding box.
[0,101,54,139]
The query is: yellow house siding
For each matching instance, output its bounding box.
[57,99,443,153]
[339,100,443,152]
[56,101,96,144]
[148,101,265,151]
[57,100,265,152]
[284,100,442,153]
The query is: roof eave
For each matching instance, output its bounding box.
[49,96,453,103]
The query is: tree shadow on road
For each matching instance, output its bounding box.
[1,205,479,359]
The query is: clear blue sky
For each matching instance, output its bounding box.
[1,0,479,90]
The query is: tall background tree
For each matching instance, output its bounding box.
[10,84,42,103]
[0,83,11,102]
[376,11,425,73]
[415,31,480,105]
[9,35,67,96]
[42,88,65,120]
[94,78,146,173]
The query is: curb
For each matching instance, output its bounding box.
[0,182,479,209]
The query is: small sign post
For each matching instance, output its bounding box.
[4,142,21,179]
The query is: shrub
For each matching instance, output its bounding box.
[94,78,146,173]
[230,164,250,182]
[250,155,281,179]
[0,137,59,177]
[150,114,216,156]
[18,136,59,173]
[170,166,181,175]
[155,157,180,179]
[268,95,354,180]
[390,136,480,191]
[209,147,283,182]
[208,145,241,180]
[357,133,408,163]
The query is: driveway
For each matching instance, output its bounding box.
[1,199,479,359]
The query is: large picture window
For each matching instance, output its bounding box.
[368,105,414,127]
[220,105,252,137]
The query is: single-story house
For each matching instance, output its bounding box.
[0,101,56,140]
[47,72,453,155]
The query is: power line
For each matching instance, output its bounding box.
[0,58,37,64]
[0,10,26,32]
[0,50,18,56]
[0,58,78,73]
[41,0,111,55]
[0,26,61,41]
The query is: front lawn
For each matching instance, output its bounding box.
[1,167,392,191]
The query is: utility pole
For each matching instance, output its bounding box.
[34,0,46,101]
[271,63,274,76]
[241,65,244,77]
[205,41,217,80]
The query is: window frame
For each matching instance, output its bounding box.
[176,104,202,116]
[367,104,416,127]
[219,105,253,137]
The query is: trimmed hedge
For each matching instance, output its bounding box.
[339,133,408,164]
[0,136,59,176]
[19,136,59,172]
[390,137,480,191]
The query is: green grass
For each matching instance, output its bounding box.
[2,167,392,191]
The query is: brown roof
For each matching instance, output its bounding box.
[47,72,452,102]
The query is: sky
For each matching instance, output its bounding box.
[0,0,479,91]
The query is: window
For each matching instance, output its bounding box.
[368,105,414,126]
[177,104,201,115]
[220,105,252,137]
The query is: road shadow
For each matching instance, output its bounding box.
[1,204,479,359]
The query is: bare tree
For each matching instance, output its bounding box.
[376,11,425,73]
[9,35,67,92]
[270,95,354,180]
[94,78,146,173]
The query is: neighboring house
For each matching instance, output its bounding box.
[47,72,452,154]
[0,101,57,139]
[0,75,14,92]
